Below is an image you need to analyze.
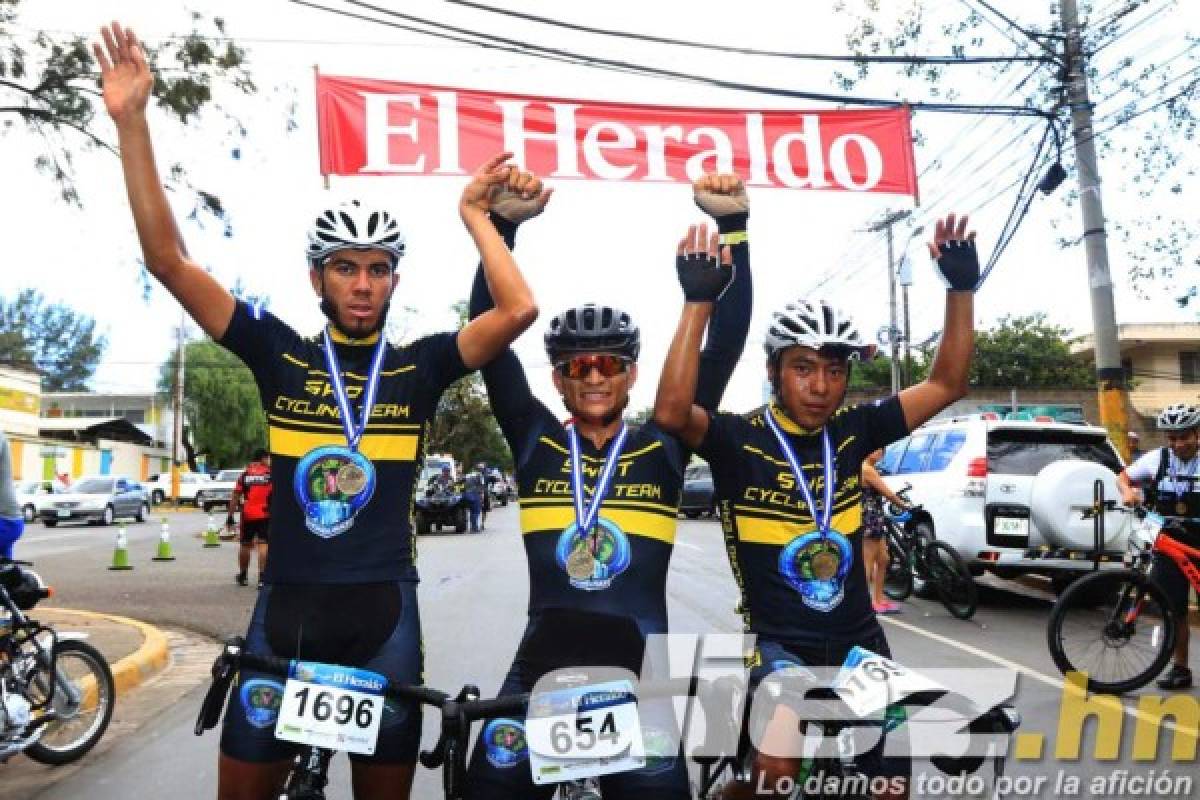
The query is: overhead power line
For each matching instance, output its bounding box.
[443,0,1054,65]
[288,0,1056,118]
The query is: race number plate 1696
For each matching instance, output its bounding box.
[274,661,387,755]
[833,647,942,718]
[526,680,645,785]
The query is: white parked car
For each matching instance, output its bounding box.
[877,413,1130,592]
[145,471,212,506]
[13,479,68,523]
[203,469,245,512]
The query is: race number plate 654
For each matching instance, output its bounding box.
[526,680,645,785]
[275,661,387,755]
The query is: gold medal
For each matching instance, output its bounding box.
[335,463,368,496]
[811,550,840,581]
[566,544,596,580]
[1177,500,1189,516]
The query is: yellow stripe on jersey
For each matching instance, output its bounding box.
[520,504,678,544]
[268,414,421,432]
[735,505,864,546]
[269,426,418,461]
[519,496,677,517]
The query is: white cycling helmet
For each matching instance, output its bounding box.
[1157,403,1200,431]
[763,299,875,360]
[306,200,406,268]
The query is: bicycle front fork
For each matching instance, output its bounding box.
[280,747,333,800]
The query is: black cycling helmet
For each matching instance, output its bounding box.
[251,447,269,461]
[544,304,641,361]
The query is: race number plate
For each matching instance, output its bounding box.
[1130,512,1163,549]
[526,680,645,785]
[275,661,387,755]
[993,516,1029,538]
[834,647,943,718]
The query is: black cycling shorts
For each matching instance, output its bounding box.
[1151,552,1194,617]
[748,632,911,785]
[239,518,270,545]
[220,581,423,765]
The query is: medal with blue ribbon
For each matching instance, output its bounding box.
[291,330,385,538]
[563,423,630,582]
[764,407,842,581]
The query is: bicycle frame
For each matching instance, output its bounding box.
[1153,530,1200,593]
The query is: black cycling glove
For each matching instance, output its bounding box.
[676,250,734,303]
[934,239,981,292]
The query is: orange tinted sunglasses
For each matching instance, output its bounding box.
[554,354,632,379]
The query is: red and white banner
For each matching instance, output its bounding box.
[316,75,918,197]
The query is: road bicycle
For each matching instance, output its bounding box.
[881,488,978,620]
[0,559,115,765]
[1046,503,1199,693]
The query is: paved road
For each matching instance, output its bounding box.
[14,506,1199,799]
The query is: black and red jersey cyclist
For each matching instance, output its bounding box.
[97,21,545,799]
[230,448,272,588]
[656,213,984,799]
[463,175,753,800]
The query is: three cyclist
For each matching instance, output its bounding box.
[97,20,543,799]
[463,174,752,799]
[1116,403,1200,690]
[655,213,983,798]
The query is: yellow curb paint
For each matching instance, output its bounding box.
[46,609,169,697]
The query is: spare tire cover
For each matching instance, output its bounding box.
[1030,459,1130,550]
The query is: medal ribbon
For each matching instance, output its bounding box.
[321,328,387,451]
[764,407,836,536]
[567,423,630,536]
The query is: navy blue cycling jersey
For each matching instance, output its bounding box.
[219,303,468,584]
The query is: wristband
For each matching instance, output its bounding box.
[716,212,749,234]
[719,231,748,246]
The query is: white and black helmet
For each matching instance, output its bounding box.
[763,299,875,360]
[1157,403,1200,431]
[306,200,406,268]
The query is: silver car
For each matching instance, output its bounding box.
[40,476,150,527]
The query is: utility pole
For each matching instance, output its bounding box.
[867,209,911,393]
[1060,0,1131,455]
[898,254,913,387]
[171,315,185,505]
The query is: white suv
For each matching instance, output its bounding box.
[145,471,212,506]
[877,413,1130,590]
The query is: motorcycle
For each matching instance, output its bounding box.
[415,482,469,535]
[0,560,115,765]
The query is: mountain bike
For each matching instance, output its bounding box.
[692,648,1021,799]
[1046,504,1199,693]
[882,488,978,620]
[0,559,115,765]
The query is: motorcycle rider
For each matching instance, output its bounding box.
[1117,403,1200,690]
[96,21,541,800]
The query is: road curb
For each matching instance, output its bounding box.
[49,609,170,696]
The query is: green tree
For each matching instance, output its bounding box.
[0,2,255,209]
[0,288,106,390]
[159,339,266,469]
[970,313,1093,388]
[831,1,1198,300]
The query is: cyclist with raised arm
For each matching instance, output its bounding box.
[96,22,541,800]
[1117,403,1200,690]
[463,175,752,799]
[656,213,982,799]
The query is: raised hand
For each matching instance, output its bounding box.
[675,223,734,303]
[693,173,749,219]
[490,168,553,225]
[927,212,980,292]
[460,152,520,218]
[94,22,154,124]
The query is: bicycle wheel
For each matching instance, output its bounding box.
[24,638,116,765]
[1046,568,1175,694]
[883,528,913,601]
[925,541,978,620]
